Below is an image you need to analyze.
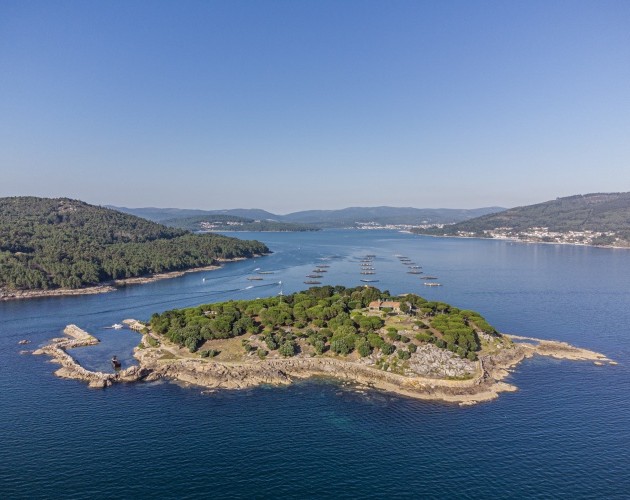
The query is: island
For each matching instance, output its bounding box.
[0,197,269,300]
[32,286,614,405]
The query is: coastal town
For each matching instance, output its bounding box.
[453,227,621,247]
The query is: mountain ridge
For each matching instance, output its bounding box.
[110,205,506,227]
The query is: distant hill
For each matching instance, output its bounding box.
[413,193,630,247]
[0,197,268,294]
[282,206,505,227]
[109,206,278,223]
[161,214,318,232]
[110,205,505,228]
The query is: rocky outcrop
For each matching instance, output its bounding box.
[34,324,614,406]
[136,353,503,403]
[506,335,614,364]
[1,285,115,301]
[406,344,476,378]
[33,325,152,388]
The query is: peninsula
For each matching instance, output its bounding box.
[160,214,319,232]
[413,192,630,248]
[33,286,613,405]
[0,197,269,300]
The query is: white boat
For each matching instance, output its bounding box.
[112,323,124,329]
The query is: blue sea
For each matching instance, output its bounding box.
[1,230,629,498]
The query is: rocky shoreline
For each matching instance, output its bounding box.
[0,258,252,301]
[32,323,615,405]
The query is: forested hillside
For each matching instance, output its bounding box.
[150,285,497,361]
[414,193,630,246]
[0,197,268,291]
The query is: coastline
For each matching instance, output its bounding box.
[413,232,630,250]
[0,257,255,302]
[32,323,614,405]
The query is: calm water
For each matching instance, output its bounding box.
[1,230,629,499]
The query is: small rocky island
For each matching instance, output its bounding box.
[33,286,614,405]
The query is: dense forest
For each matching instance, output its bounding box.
[150,286,498,361]
[414,193,630,245]
[161,214,318,232]
[0,197,269,291]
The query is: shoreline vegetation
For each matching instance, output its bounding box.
[0,259,246,301]
[31,287,615,406]
[0,197,270,301]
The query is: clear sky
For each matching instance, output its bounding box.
[1,0,629,213]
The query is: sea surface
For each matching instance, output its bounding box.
[1,230,629,499]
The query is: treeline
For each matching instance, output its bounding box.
[0,197,269,290]
[161,214,319,232]
[149,285,498,360]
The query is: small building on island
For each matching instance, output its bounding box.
[369,300,401,313]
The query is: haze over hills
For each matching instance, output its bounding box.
[110,205,505,228]
[161,214,318,232]
[413,192,630,247]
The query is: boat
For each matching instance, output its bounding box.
[112,323,124,329]
[111,356,122,369]
[304,280,322,285]
[423,276,438,280]
[316,264,330,268]
[360,279,379,283]
[423,282,442,286]
[306,274,323,278]
[257,271,275,274]
[360,267,375,271]
[247,277,264,281]
[409,265,422,269]
[407,271,423,274]
[313,269,328,273]
[360,271,375,275]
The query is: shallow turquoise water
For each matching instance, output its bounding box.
[2,230,629,498]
